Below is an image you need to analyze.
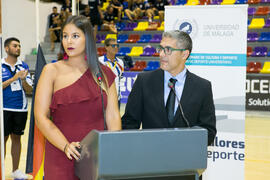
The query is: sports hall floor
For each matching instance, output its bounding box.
[4,100,270,180]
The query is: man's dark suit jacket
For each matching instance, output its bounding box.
[122,69,216,145]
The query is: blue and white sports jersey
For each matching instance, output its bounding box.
[2,58,33,112]
[99,55,124,100]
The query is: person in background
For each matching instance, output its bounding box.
[34,15,121,179]
[110,0,123,22]
[124,0,146,22]
[146,0,170,22]
[49,15,62,51]
[62,0,72,14]
[81,5,91,21]
[49,6,59,28]
[76,0,87,12]
[99,38,124,106]
[60,0,72,24]
[2,37,33,179]
[102,5,118,34]
[88,0,104,41]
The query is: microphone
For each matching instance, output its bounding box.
[168,81,174,89]
[96,72,102,84]
[168,82,190,127]
[96,72,107,130]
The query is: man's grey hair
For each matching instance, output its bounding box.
[162,30,193,53]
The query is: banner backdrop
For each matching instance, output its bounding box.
[120,72,138,103]
[246,74,270,111]
[165,5,247,180]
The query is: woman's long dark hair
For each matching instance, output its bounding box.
[59,15,107,88]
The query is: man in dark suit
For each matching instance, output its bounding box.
[122,30,216,146]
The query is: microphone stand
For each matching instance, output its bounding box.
[168,82,190,128]
[97,73,107,130]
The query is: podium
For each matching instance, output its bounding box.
[75,127,208,180]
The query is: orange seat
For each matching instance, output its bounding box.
[248,0,260,4]
[129,61,141,71]
[247,61,262,73]
[152,52,160,57]
[125,34,140,43]
[141,61,147,68]
[130,61,147,71]
[247,46,253,57]
[255,6,269,16]
[199,0,211,4]
[97,47,106,56]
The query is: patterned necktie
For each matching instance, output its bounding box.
[166,78,177,126]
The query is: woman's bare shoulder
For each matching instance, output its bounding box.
[42,61,65,77]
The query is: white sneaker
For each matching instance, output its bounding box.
[11,169,28,179]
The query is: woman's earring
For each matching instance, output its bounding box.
[63,52,69,60]
[85,55,87,61]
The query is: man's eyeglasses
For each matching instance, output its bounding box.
[156,45,186,55]
[108,44,119,48]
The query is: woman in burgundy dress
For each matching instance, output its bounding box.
[34,15,121,180]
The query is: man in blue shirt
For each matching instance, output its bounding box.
[2,37,32,179]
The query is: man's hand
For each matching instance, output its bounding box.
[13,70,28,81]
[3,70,31,90]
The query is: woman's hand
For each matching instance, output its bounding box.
[64,142,81,161]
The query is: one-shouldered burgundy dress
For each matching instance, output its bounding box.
[44,66,115,180]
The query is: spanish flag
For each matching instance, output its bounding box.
[26,45,46,179]
[0,157,2,179]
